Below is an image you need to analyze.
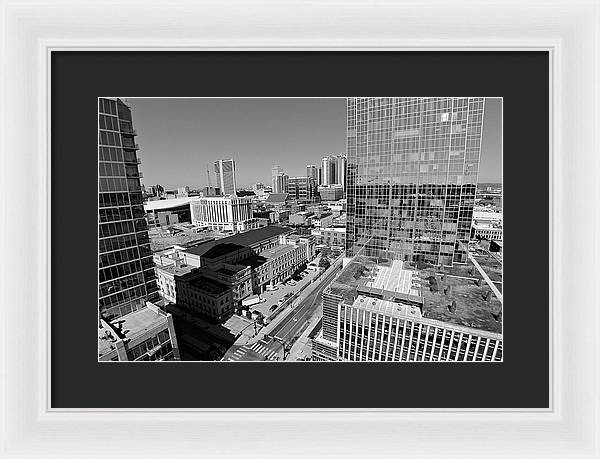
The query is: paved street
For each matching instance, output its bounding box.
[224,341,280,362]
[221,257,342,361]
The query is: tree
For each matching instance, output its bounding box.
[318,256,331,269]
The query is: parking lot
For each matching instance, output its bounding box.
[249,267,321,319]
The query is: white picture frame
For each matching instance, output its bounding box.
[1,0,598,457]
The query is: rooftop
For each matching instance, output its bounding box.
[473,210,503,221]
[259,244,297,260]
[186,274,231,295]
[202,243,249,260]
[215,264,248,276]
[155,263,197,277]
[322,227,346,233]
[328,257,422,305]
[98,304,170,357]
[184,226,294,259]
[266,193,289,203]
[144,196,199,211]
[329,256,502,334]
[351,295,422,320]
[218,225,292,247]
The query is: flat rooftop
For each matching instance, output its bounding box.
[216,264,247,276]
[351,295,422,320]
[155,263,197,277]
[259,243,296,259]
[322,227,346,233]
[330,255,502,335]
[202,243,248,260]
[144,196,198,211]
[328,257,422,306]
[99,305,170,357]
[187,275,230,295]
[363,259,421,298]
[184,225,292,256]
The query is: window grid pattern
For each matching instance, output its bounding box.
[346,97,485,265]
[98,98,158,319]
[338,304,502,362]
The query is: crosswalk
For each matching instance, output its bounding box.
[225,342,280,362]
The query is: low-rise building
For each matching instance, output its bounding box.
[176,271,235,322]
[318,184,344,201]
[289,211,314,226]
[144,196,197,228]
[472,210,503,241]
[311,227,346,249]
[265,192,290,211]
[155,262,198,303]
[253,243,308,289]
[200,262,253,305]
[158,226,311,320]
[312,212,334,229]
[98,301,180,361]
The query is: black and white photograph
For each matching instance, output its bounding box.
[98,97,503,363]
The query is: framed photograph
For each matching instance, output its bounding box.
[2,0,599,458]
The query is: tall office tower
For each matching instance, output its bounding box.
[98,98,159,320]
[271,165,289,193]
[318,167,323,186]
[321,155,336,186]
[273,173,289,194]
[335,154,347,188]
[271,165,283,192]
[214,159,237,196]
[345,97,485,265]
[306,164,318,182]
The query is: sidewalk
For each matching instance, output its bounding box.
[287,315,321,361]
[240,261,338,347]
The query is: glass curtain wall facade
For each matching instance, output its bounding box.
[98,98,159,320]
[214,159,237,196]
[346,97,485,265]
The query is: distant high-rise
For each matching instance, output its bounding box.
[306,164,318,182]
[321,156,336,186]
[346,97,485,265]
[98,98,159,320]
[289,176,317,202]
[335,154,347,189]
[271,165,289,193]
[214,159,237,196]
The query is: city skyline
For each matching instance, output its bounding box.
[124,98,502,189]
[98,97,503,363]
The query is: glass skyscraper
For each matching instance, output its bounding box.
[98,98,159,320]
[345,97,485,265]
[214,159,237,196]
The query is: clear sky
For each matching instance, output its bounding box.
[127,98,502,190]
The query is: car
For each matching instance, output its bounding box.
[288,281,297,286]
[269,305,277,312]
